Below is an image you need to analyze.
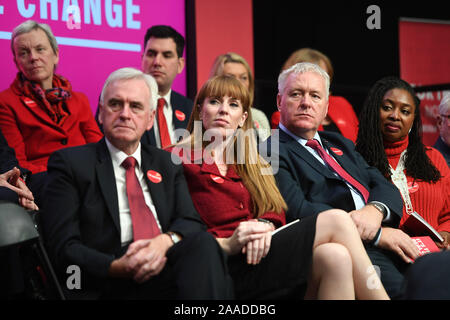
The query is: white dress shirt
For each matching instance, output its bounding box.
[153,90,176,148]
[105,138,162,246]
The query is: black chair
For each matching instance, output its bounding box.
[0,201,65,299]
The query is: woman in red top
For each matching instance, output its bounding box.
[356,77,450,251]
[0,20,102,174]
[172,75,388,299]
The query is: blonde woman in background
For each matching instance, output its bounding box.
[209,52,271,141]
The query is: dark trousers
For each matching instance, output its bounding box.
[27,172,48,209]
[402,250,450,299]
[96,231,233,300]
[228,215,317,300]
[0,247,25,298]
[0,187,19,204]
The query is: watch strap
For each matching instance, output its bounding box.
[369,201,387,219]
[166,231,181,244]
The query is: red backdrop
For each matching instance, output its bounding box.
[195,0,254,91]
[399,18,450,145]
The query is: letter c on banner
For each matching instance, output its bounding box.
[18,0,36,18]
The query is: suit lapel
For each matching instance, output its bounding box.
[144,127,157,146]
[170,91,189,129]
[279,129,337,179]
[142,91,187,147]
[95,139,121,235]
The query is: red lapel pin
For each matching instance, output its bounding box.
[23,98,37,108]
[210,174,224,184]
[175,110,186,121]
[147,170,162,183]
[330,147,343,156]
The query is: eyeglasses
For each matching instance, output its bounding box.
[440,114,450,120]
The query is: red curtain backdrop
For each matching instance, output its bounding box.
[195,0,254,91]
[399,19,450,145]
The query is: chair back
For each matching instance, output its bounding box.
[0,201,39,248]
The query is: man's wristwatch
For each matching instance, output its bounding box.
[166,231,181,244]
[369,202,387,219]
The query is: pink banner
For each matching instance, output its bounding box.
[0,0,187,114]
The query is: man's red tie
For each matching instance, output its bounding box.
[306,139,369,203]
[122,157,161,240]
[157,98,172,149]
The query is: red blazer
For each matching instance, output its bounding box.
[0,85,103,173]
[178,151,286,238]
[271,95,359,143]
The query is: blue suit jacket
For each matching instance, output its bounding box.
[270,129,403,225]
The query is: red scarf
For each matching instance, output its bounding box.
[13,72,72,125]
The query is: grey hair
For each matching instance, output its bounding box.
[100,67,158,111]
[438,92,450,115]
[278,62,330,98]
[11,20,58,55]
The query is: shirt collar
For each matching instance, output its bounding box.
[105,137,142,169]
[279,123,323,147]
[158,89,172,109]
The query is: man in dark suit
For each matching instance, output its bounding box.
[41,68,232,299]
[268,62,420,299]
[140,25,193,148]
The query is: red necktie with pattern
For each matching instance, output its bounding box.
[306,139,369,203]
[157,98,171,149]
[122,157,161,240]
